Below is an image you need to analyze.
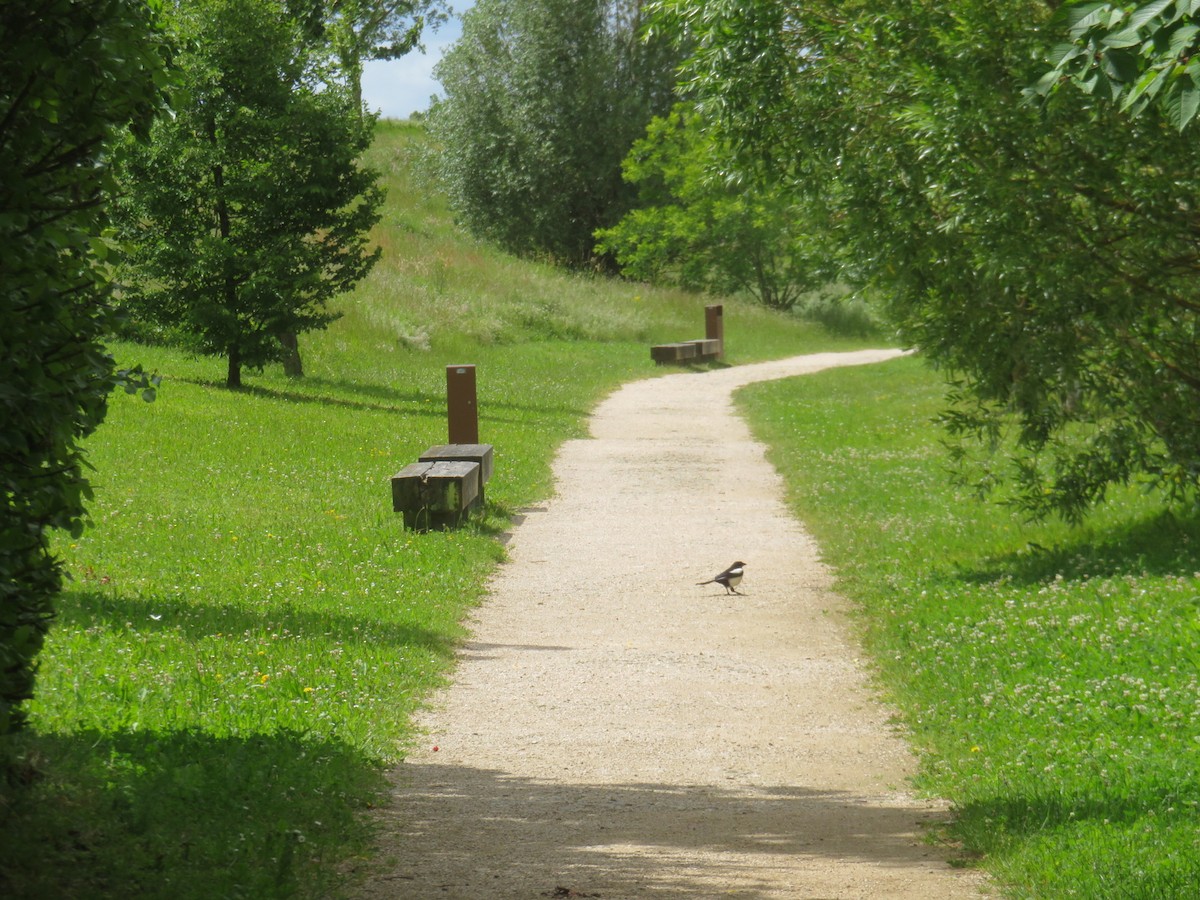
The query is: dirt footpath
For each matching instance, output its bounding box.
[354,350,987,899]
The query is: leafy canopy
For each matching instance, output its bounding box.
[1036,0,1200,130]
[115,0,383,390]
[429,0,679,266]
[0,0,170,736]
[596,105,826,310]
[323,0,449,112]
[651,0,1200,522]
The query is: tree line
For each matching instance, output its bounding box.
[432,0,1200,525]
[639,0,1200,525]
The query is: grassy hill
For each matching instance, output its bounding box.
[0,120,879,898]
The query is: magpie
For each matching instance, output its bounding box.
[698,561,746,595]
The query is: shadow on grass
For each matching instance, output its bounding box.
[957,782,1191,843]
[352,763,974,898]
[176,375,449,420]
[951,784,1200,893]
[176,372,591,428]
[961,508,1200,587]
[653,359,733,373]
[56,589,456,659]
[0,727,385,900]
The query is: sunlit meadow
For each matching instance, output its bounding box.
[739,354,1200,898]
[0,119,875,898]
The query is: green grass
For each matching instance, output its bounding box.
[0,119,878,898]
[738,355,1200,898]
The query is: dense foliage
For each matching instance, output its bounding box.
[0,0,169,738]
[652,0,1200,521]
[1040,0,1200,130]
[429,0,679,266]
[115,0,383,389]
[595,106,823,309]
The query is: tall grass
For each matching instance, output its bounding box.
[739,355,1200,898]
[0,120,876,898]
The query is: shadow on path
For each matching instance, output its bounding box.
[362,763,961,898]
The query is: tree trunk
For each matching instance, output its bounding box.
[227,343,242,390]
[351,63,364,120]
[279,331,303,378]
[211,134,244,391]
[339,45,365,122]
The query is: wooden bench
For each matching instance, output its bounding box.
[688,339,721,360]
[651,342,698,364]
[651,339,721,365]
[652,304,725,366]
[391,460,481,530]
[419,443,494,506]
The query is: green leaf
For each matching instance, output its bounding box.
[1101,48,1141,83]
[1165,78,1200,128]
[1048,42,1085,68]
[1130,0,1175,32]
[1167,22,1200,57]
[1102,26,1145,48]
[1028,69,1063,99]
[1119,64,1171,112]
[1065,2,1115,37]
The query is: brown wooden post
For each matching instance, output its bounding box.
[446,364,479,444]
[705,304,724,359]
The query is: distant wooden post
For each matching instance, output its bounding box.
[705,304,724,360]
[446,364,479,444]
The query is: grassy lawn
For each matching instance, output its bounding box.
[739,355,1200,898]
[0,120,878,898]
[13,118,1197,900]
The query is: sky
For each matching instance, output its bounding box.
[360,4,470,120]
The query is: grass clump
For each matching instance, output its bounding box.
[0,118,875,898]
[738,354,1200,898]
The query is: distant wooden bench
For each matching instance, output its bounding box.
[653,304,724,365]
[392,443,494,530]
[651,342,697,364]
[651,339,721,365]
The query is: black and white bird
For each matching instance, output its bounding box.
[698,561,746,595]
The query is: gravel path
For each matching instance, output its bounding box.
[354,350,987,899]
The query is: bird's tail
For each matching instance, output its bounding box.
[697,579,713,585]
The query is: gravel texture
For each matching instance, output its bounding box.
[353,351,987,899]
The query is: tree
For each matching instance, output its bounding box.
[115,0,383,390]
[1037,0,1200,130]
[429,0,680,266]
[595,106,825,309]
[325,0,449,115]
[1,0,169,738]
[651,0,1200,521]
